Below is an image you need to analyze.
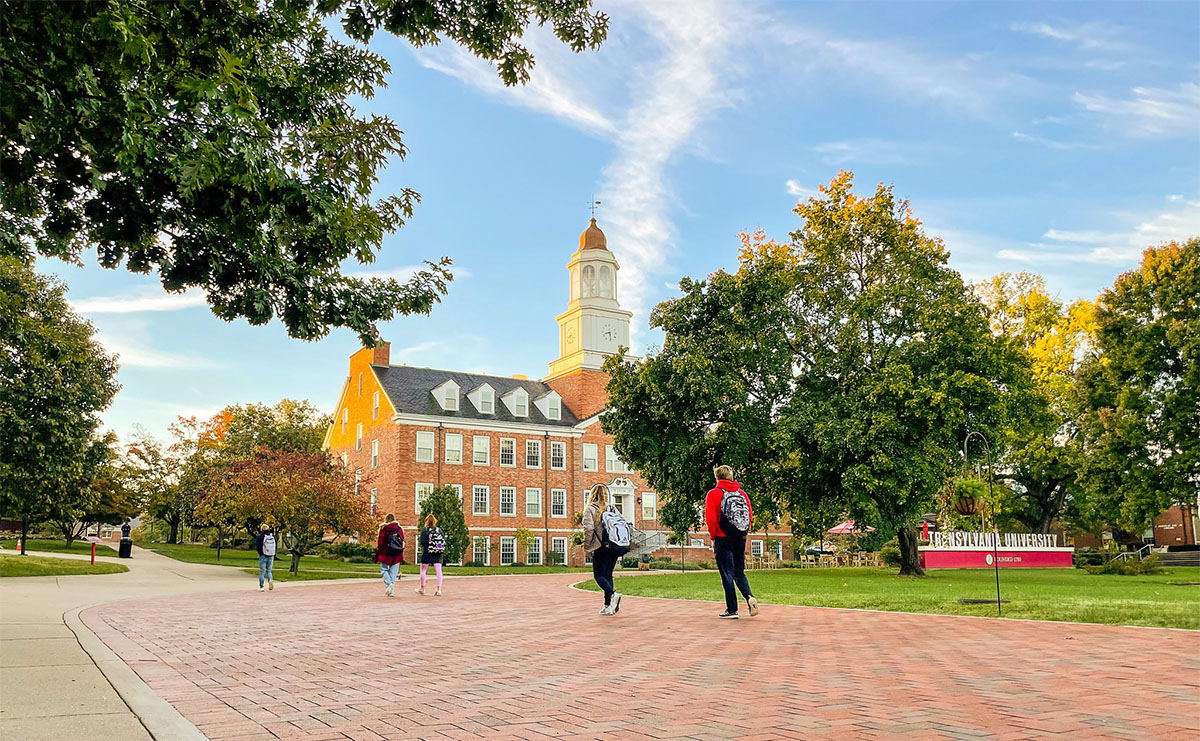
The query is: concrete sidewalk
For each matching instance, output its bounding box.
[0,545,261,740]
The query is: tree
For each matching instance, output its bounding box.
[2,0,606,342]
[976,273,1097,532]
[221,400,329,457]
[47,433,138,546]
[513,527,536,565]
[125,432,191,544]
[418,485,469,564]
[1079,239,1199,531]
[0,257,120,554]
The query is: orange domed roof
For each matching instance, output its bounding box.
[579,218,607,250]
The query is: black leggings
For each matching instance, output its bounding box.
[714,536,753,613]
[592,546,619,606]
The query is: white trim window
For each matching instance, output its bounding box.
[500,536,516,565]
[499,487,516,516]
[525,439,541,468]
[358,372,363,396]
[370,439,379,469]
[447,484,462,501]
[415,483,434,514]
[445,433,463,464]
[641,492,657,521]
[355,423,362,451]
[354,468,361,495]
[372,391,380,420]
[444,387,459,411]
[690,538,705,547]
[550,440,566,470]
[341,408,348,434]
[551,536,568,565]
[473,435,490,466]
[525,488,541,517]
[499,438,516,467]
[582,443,598,472]
[605,445,630,474]
[751,540,764,557]
[415,431,435,463]
[472,485,489,516]
[550,489,567,518]
[480,388,494,414]
[340,452,347,468]
[547,397,561,421]
[527,536,543,565]
[473,536,490,565]
[369,488,377,517]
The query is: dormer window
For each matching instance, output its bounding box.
[548,397,561,420]
[515,396,527,416]
[432,380,460,412]
[468,384,496,414]
[534,391,563,421]
[502,387,530,417]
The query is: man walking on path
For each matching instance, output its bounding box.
[705,466,758,619]
[254,523,276,592]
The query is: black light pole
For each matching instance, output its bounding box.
[964,430,1002,617]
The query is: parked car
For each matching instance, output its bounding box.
[804,544,837,555]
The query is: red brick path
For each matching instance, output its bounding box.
[82,574,1199,740]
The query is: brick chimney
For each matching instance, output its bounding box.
[372,341,390,366]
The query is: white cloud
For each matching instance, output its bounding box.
[811,139,916,165]
[95,325,220,370]
[1011,130,1100,150]
[1010,21,1130,52]
[785,179,819,198]
[595,0,738,350]
[1073,83,1200,139]
[71,288,207,314]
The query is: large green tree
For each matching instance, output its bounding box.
[0,257,120,553]
[1079,239,1199,531]
[419,485,469,564]
[1,0,606,342]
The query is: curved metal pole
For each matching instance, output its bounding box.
[964,430,1002,617]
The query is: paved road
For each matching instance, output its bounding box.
[81,572,1199,741]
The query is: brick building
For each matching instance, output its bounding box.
[325,219,787,566]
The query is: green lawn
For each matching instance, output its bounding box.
[0,538,118,555]
[577,567,1200,629]
[0,554,129,578]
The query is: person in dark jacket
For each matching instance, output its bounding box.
[415,514,444,596]
[705,465,758,619]
[375,514,404,597]
[254,523,277,592]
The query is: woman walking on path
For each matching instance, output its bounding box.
[254,523,276,592]
[415,514,445,596]
[375,514,404,597]
[583,483,623,615]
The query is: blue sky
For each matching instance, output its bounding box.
[41,0,1199,442]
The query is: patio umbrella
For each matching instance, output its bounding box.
[827,520,875,534]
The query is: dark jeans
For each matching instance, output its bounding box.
[713,536,753,613]
[591,546,619,606]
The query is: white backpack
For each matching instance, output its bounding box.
[601,508,631,548]
[262,533,277,557]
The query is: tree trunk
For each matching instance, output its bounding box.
[216,525,222,562]
[20,519,27,555]
[289,551,301,575]
[168,520,179,544]
[896,526,925,576]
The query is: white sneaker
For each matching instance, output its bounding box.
[747,596,758,616]
[612,593,622,614]
[599,605,612,615]
[387,584,395,597]
[259,586,265,592]
[268,580,274,591]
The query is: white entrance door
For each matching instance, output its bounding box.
[608,477,636,527]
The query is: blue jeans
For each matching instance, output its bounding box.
[379,562,400,586]
[713,536,752,613]
[258,555,275,587]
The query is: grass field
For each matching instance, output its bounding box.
[0,538,118,555]
[577,566,1200,629]
[0,554,129,578]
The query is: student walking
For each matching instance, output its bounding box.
[414,514,446,596]
[375,514,404,597]
[583,483,629,615]
[705,465,759,619]
[254,523,276,592]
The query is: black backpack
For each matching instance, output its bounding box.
[385,527,405,556]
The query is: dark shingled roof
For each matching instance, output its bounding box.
[371,365,579,426]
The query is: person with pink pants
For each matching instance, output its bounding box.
[414,514,445,596]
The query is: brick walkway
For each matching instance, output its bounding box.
[82,573,1198,740]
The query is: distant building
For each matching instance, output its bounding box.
[324,218,788,566]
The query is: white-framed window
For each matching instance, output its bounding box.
[480,389,494,414]
[371,439,379,469]
[551,536,568,565]
[341,408,347,434]
[415,482,434,514]
[354,468,361,495]
[499,438,516,467]
[372,391,379,420]
[447,484,462,501]
[751,540,764,557]
[547,397,561,421]
[582,443,598,472]
[775,541,784,560]
[690,538,704,547]
[473,536,490,565]
[340,452,347,468]
[525,439,541,468]
[445,433,463,464]
[415,431,434,463]
[550,440,566,470]
[605,445,630,473]
[551,489,567,518]
[525,488,542,517]
[500,536,516,565]
[358,372,363,396]
[472,485,489,516]
[355,423,362,451]
[369,488,377,517]
[528,536,543,565]
[499,487,516,516]
[641,492,657,520]
[444,387,458,411]
[473,435,490,465]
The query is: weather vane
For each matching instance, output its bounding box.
[588,198,601,218]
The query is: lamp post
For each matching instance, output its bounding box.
[963,430,1002,617]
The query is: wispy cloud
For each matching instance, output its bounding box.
[1073,83,1200,139]
[811,139,917,165]
[1010,21,1130,52]
[1011,130,1100,150]
[94,321,221,370]
[785,179,819,199]
[71,288,207,314]
[596,0,737,350]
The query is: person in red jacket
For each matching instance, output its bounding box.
[375,514,405,597]
[705,466,759,619]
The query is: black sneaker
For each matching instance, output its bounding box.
[718,611,739,619]
[613,593,622,614]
